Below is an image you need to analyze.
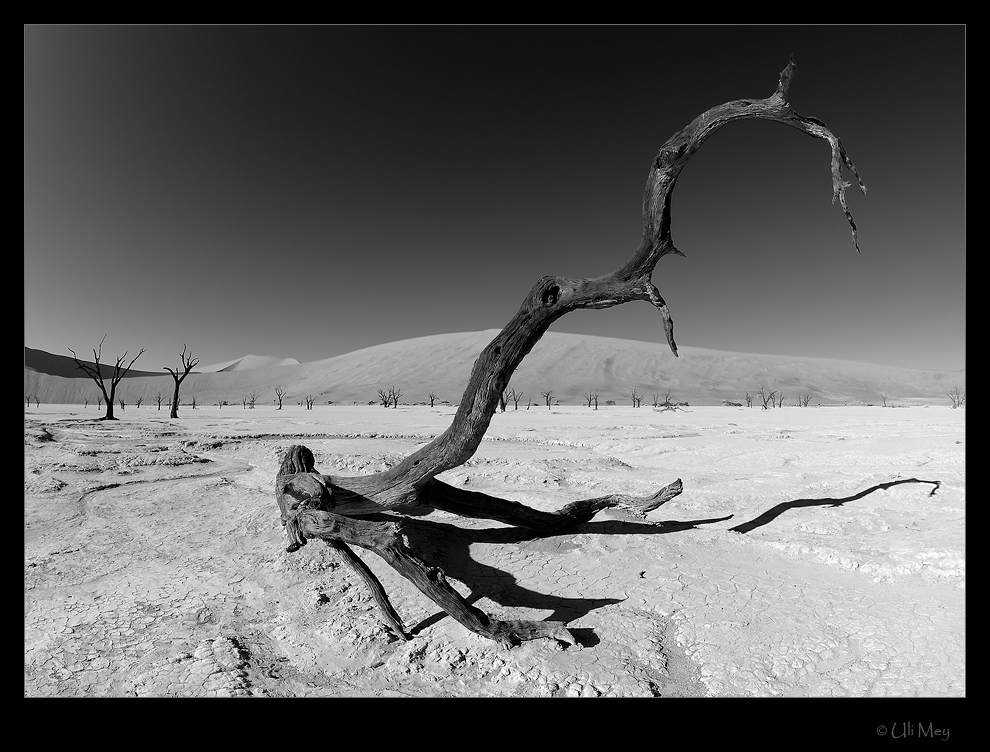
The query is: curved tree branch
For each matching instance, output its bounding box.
[366,56,865,496]
[276,59,867,647]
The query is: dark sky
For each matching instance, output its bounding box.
[25,25,965,371]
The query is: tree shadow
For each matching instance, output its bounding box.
[728,477,941,534]
[390,512,732,643]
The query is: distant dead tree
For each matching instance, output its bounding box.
[745,392,753,408]
[758,386,775,410]
[274,59,869,648]
[629,388,642,408]
[25,395,31,407]
[248,392,258,409]
[775,392,785,408]
[390,386,401,409]
[428,392,440,408]
[135,396,144,408]
[83,398,89,408]
[508,388,523,410]
[948,386,965,409]
[275,387,286,410]
[164,345,199,419]
[585,391,599,409]
[154,390,166,410]
[541,390,553,410]
[69,335,145,421]
[377,389,391,408]
[35,396,40,407]
[800,394,812,407]
[190,396,197,409]
[118,398,125,411]
[305,395,316,410]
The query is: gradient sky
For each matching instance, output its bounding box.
[25,25,965,372]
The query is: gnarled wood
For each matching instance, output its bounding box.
[276,58,866,647]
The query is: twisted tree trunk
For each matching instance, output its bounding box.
[276,58,865,646]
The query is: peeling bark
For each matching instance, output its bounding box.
[275,58,865,646]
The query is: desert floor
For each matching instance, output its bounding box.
[24,404,965,697]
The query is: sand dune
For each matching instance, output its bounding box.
[24,330,964,407]
[197,355,302,373]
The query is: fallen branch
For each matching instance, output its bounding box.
[275,58,865,646]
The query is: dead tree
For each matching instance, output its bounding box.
[800,394,811,407]
[745,392,753,408]
[276,59,865,648]
[248,392,258,409]
[165,345,199,419]
[305,395,316,410]
[508,388,523,410]
[377,389,391,408]
[275,387,286,410]
[541,390,554,410]
[69,335,145,421]
[135,396,144,408]
[118,398,125,411]
[948,387,965,408]
[390,386,401,409]
[630,388,642,408]
[585,391,599,409]
[428,392,440,407]
[758,386,775,410]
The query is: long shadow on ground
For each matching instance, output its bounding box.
[395,512,732,642]
[728,477,941,534]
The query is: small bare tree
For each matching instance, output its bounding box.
[585,391,599,409]
[248,392,258,409]
[948,387,965,409]
[154,389,166,410]
[630,388,642,408]
[118,398,125,411]
[83,398,89,408]
[275,387,286,410]
[428,392,440,407]
[745,392,753,408]
[305,395,316,410]
[775,392,785,408]
[135,396,144,409]
[800,394,811,407]
[758,386,775,410]
[69,335,145,421]
[541,390,554,410]
[164,345,199,419]
[378,389,391,408]
[508,388,523,410]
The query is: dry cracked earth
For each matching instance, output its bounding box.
[24,405,965,698]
